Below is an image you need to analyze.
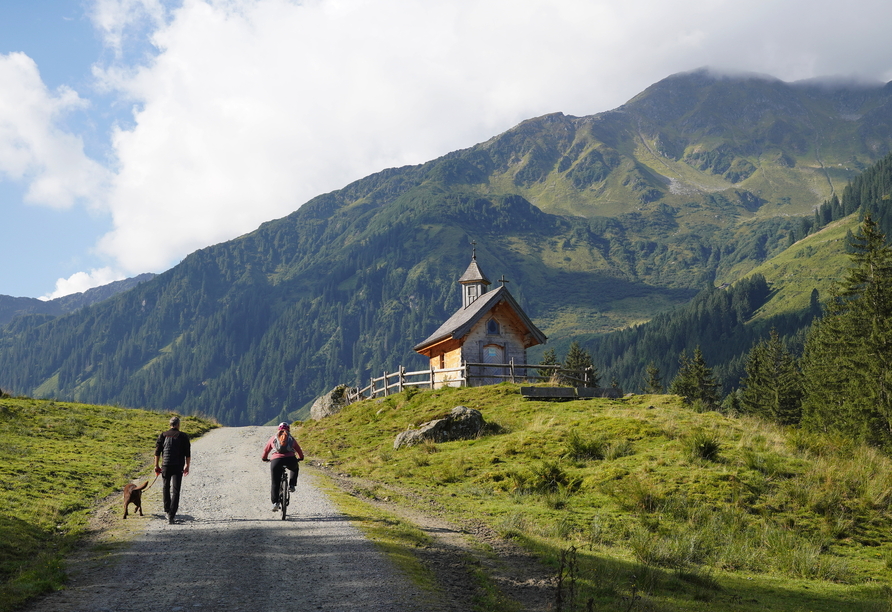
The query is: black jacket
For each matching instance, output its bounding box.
[155,428,191,473]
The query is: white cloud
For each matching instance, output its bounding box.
[19,0,892,295]
[41,267,125,300]
[0,52,110,209]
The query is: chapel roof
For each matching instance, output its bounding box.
[413,285,546,352]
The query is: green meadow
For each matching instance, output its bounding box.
[299,384,892,611]
[4,386,892,612]
[0,398,217,611]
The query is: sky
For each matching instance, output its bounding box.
[3,0,892,299]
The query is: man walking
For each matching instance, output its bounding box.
[154,416,191,524]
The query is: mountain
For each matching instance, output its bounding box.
[2,70,892,425]
[0,274,156,327]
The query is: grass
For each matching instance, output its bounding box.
[742,214,858,321]
[298,383,892,611]
[0,397,218,612]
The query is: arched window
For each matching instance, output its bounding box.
[487,318,500,335]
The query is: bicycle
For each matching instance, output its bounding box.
[278,463,290,520]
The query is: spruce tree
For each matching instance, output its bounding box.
[537,348,559,381]
[801,214,892,446]
[644,363,663,393]
[668,346,720,408]
[740,329,802,425]
[563,341,599,388]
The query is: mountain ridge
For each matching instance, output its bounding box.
[0,273,156,327]
[3,70,892,425]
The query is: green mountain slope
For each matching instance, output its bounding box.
[3,71,892,425]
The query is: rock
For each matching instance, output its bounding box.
[394,405,485,449]
[310,384,353,420]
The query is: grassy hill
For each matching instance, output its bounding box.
[299,384,892,611]
[744,214,858,322]
[0,398,217,611]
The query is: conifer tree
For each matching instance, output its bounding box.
[537,348,559,381]
[563,341,599,388]
[801,214,892,446]
[644,363,663,393]
[668,346,720,408]
[740,329,802,425]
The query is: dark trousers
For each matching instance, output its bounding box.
[270,456,299,504]
[162,470,184,518]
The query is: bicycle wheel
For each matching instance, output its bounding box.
[279,470,289,520]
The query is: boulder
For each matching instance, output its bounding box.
[310,384,353,420]
[394,405,484,449]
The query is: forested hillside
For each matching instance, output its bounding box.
[579,150,892,398]
[3,71,892,425]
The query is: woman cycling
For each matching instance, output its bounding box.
[261,422,304,512]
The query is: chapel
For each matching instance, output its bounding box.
[413,250,547,387]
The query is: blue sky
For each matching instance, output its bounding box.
[3,0,892,300]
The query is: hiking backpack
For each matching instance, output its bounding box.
[273,430,294,454]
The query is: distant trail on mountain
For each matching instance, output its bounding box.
[22,427,431,612]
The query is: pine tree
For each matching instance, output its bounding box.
[562,341,599,388]
[801,214,892,446]
[668,346,720,408]
[644,363,663,393]
[740,329,802,425]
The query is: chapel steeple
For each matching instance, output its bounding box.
[458,243,491,308]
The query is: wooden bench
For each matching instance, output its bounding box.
[520,386,622,400]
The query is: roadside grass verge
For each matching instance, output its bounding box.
[312,470,523,612]
[298,383,892,612]
[0,398,218,612]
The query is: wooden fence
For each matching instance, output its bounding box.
[344,361,596,404]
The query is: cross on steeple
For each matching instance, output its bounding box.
[498,275,510,287]
[470,240,477,261]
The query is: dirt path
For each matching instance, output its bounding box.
[22,426,433,612]
[22,425,555,612]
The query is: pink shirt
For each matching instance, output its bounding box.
[261,434,305,461]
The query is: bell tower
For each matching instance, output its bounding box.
[457,244,491,308]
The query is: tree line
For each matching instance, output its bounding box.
[549,212,892,449]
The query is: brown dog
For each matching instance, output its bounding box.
[123,481,149,518]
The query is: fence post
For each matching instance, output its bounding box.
[464,361,470,387]
[510,358,516,383]
[383,370,389,396]
[398,366,404,393]
[430,364,435,390]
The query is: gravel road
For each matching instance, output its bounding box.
[22,426,434,612]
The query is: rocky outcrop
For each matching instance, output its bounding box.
[310,384,353,420]
[393,406,485,449]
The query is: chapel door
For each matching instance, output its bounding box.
[482,344,503,386]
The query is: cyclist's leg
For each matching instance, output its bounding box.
[285,456,299,489]
[270,458,285,504]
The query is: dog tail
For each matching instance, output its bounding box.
[136,480,149,490]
